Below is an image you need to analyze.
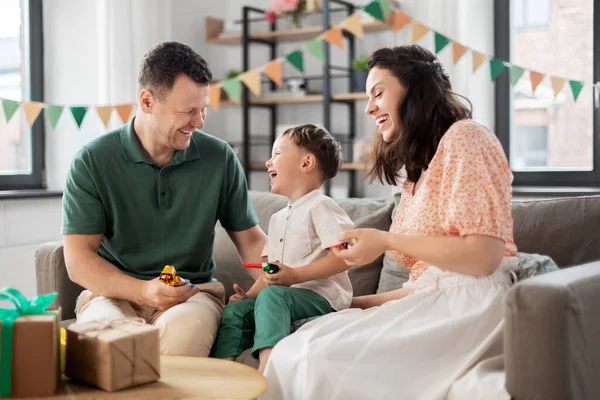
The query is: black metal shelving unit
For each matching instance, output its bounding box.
[240,0,359,198]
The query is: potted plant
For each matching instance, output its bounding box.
[351,54,369,92]
[265,0,321,28]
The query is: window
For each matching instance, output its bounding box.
[514,0,551,29]
[0,0,44,191]
[495,0,600,186]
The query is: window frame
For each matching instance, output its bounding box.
[0,0,45,191]
[514,0,551,30]
[495,0,600,187]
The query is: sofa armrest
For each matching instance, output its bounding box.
[35,241,84,320]
[505,262,600,400]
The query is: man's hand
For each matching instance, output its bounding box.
[229,283,248,303]
[139,278,199,311]
[263,263,297,287]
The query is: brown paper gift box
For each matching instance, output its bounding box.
[0,310,60,398]
[65,318,161,392]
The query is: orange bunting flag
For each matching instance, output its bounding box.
[96,106,113,128]
[392,10,411,33]
[263,59,283,88]
[452,42,468,64]
[209,84,221,110]
[22,102,43,127]
[529,71,545,93]
[322,27,344,50]
[115,104,133,123]
[551,76,565,98]
[240,69,262,97]
[472,51,487,73]
[411,21,429,44]
[341,12,364,38]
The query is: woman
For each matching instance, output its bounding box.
[260,45,518,400]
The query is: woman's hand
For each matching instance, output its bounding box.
[336,229,389,267]
[263,263,297,287]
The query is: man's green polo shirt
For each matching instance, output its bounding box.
[62,118,259,284]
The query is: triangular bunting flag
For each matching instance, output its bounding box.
[569,80,584,101]
[489,58,507,81]
[434,32,450,54]
[115,104,133,123]
[322,27,344,50]
[240,69,262,97]
[285,50,304,73]
[209,83,221,110]
[70,106,88,128]
[22,102,43,127]
[1,99,20,123]
[379,0,394,14]
[264,59,283,87]
[529,71,544,93]
[472,51,487,72]
[411,21,429,44]
[96,106,113,128]
[551,76,565,98]
[221,77,242,103]
[341,13,364,38]
[306,38,325,63]
[45,105,64,129]
[392,10,411,32]
[452,42,468,64]
[509,65,526,86]
[364,0,384,22]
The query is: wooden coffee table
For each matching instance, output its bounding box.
[48,355,266,399]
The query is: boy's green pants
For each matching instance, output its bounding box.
[211,285,333,359]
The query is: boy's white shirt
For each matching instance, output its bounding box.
[261,189,354,311]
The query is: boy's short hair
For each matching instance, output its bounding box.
[282,124,342,180]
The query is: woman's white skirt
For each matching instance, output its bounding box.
[261,258,518,400]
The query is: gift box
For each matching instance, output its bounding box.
[65,318,161,392]
[0,288,60,398]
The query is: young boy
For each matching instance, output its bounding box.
[211,124,354,372]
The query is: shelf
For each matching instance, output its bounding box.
[331,92,368,101]
[249,162,364,171]
[218,93,367,107]
[205,16,393,45]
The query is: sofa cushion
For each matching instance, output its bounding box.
[512,195,600,268]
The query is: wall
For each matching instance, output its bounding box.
[1,0,495,297]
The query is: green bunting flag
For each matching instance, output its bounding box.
[509,65,526,86]
[70,106,88,128]
[306,38,325,63]
[489,58,507,81]
[569,80,584,101]
[434,33,450,54]
[221,77,242,103]
[364,0,385,21]
[285,50,304,73]
[1,99,21,123]
[45,105,64,129]
[379,0,394,14]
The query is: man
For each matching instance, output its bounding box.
[62,41,266,357]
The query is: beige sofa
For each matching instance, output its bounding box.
[35,191,600,400]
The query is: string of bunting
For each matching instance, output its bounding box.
[0,0,592,129]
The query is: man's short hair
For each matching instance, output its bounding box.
[138,41,212,100]
[282,124,343,181]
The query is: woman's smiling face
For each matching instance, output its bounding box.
[364,66,408,143]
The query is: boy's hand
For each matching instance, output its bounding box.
[229,283,248,303]
[263,263,297,287]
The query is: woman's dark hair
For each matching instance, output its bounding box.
[365,45,472,185]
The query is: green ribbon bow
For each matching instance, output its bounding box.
[0,287,58,397]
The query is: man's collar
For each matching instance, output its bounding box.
[120,117,202,166]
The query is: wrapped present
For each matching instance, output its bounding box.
[66,318,160,392]
[0,287,60,398]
